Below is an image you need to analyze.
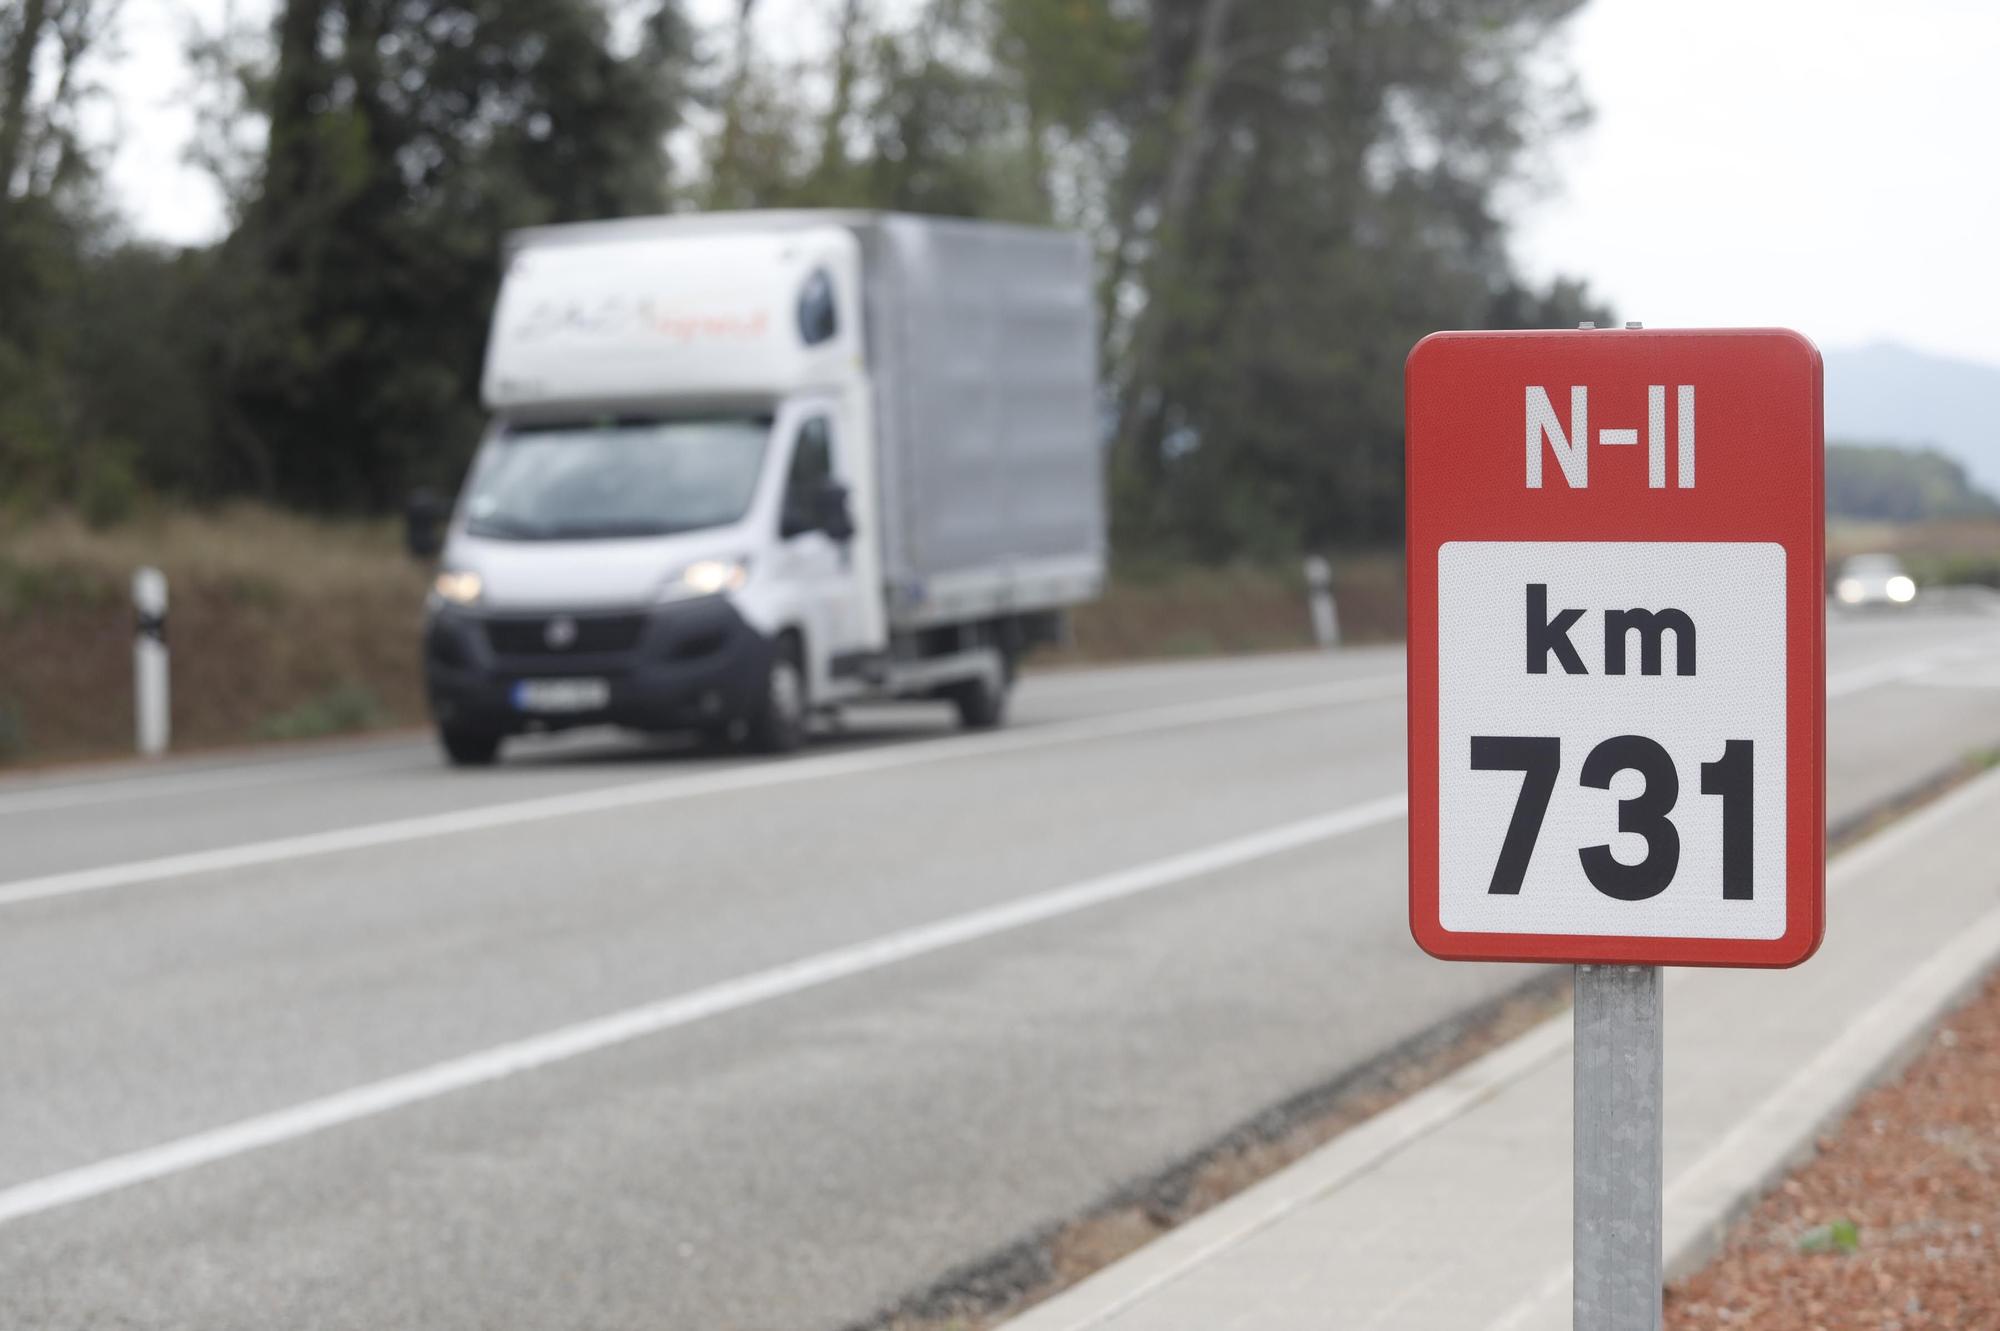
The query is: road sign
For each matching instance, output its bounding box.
[1405,327,1824,968]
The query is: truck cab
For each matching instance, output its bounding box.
[417,212,1102,765]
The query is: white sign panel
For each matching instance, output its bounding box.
[1437,541,1787,939]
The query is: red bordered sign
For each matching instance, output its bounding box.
[1405,328,1824,968]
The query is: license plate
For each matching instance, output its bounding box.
[511,678,610,714]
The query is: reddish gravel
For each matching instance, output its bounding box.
[1667,969,2000,1329]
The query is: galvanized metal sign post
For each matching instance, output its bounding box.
[1573,962,1664,1325]
[1404,324,1825,1329]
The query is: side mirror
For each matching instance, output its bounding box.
[815,481,856,543]
[405,488,446,559]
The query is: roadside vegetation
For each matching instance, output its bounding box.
[1825,443,2000,587]
[2,1,1603,763]
[6,495,1994,766]
[2,2,1601,547]
[1826,442,1998,526]
[1828,517,2000,591]
[0,0,1609,765]
[0,508,427,763]
[0,505,1402,765]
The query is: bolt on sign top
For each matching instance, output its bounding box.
[1404,328,1824,968]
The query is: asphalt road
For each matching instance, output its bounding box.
[4,603,2000,1330]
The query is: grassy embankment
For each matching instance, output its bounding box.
[1826,518,2000,586]
[0,506,1406,766]
[0,508,431,764]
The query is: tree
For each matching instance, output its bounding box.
[691,0,1051,220]
[212,0,697,509]
[1098,0,1606,557]
[3,0,1603,558]
[674,0,1599,558]
[0,0,118,204]
[0,0,124,513]
[695,0,1605,556]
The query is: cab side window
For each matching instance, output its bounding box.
[781,417,834,537]
[797,269,839,346]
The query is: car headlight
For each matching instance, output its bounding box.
[1886,575,1916,603]
[659,557,750,603]
[433,569,484,606]
[1835,579,1863,604]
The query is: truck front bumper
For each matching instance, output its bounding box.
[423,596,774,735]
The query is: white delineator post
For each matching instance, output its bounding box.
[133,567,170,757]
[1303,555,1339,648]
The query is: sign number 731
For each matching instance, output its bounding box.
[1471,736,1754,902]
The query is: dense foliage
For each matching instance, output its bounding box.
[0,0,1606,557]
[1827,443,2000,523]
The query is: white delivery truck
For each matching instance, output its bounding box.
[410,211,1104,765]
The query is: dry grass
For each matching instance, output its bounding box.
[2,505,414,593]
[1828,516,2000,587]
[0,506,429,764]
[0,505,1404,766]
[1044,553,1404,665]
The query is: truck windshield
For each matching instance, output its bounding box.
[463,417,772,541]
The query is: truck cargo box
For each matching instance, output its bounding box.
[858,215,1103,629]
[495,211,1105,632]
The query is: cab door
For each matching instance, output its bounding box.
[772,404,870,689]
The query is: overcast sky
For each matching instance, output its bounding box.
[102,0,2000,366]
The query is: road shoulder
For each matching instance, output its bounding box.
[995,764,2000,1331]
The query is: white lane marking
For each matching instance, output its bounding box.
[0,677,1404,911]
[0,657,1377,816]
[1016,651,1398,700]
[0,750,433,818]
[1824,633,2000,699]
[0,794,1408,1226]
[1905,664,2000,690]
[0,628,1979,817]
[1011,764,2000,1331]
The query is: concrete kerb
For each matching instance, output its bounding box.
[998,1019,1579,1331]
[1662,769,2000,1280]
[999,760,2000,1331]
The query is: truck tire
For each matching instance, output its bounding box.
[749,638,809,754]
[949,672,1009,730]
[440,723,503,767]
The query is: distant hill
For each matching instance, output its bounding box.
[1826,443,1998,522]
[1824,342,2000,495]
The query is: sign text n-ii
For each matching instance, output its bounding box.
[1525,385,1695,489]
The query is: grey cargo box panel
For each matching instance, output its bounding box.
[859,216,1104,627]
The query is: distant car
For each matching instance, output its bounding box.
[1834,554,1917,607]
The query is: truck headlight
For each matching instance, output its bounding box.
[659,557,750,603]
[1835,578,1863,604]
[433,569,484,606]
[1886,575,1916,603]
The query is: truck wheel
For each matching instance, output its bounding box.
[440,723,502,767]
[749,639,809,754]
[950,672,1009,730]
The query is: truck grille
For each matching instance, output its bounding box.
[484,614,646,656]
